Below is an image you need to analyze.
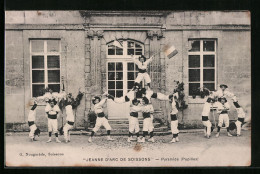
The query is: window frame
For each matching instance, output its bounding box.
[106,40,144,59]
[106,40,144,97]
[188,39,217,96]
[30,39,61,97]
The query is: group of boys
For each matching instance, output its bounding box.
[27,54,247,144]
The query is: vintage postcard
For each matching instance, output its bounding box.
[5,10,251,167]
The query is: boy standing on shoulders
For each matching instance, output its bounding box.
[88,94,114,143]
[45,99,61,143]
[131,54,154,87]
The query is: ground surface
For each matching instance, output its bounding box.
[5,130,251,167]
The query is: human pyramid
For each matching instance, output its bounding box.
[28,53,247,144]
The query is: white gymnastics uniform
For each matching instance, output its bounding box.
[170,101,179,135]
[213,89,237,102]
[28,107,37,139]
[129,104,142,133]
[216,102,230,128]
[142,105,154,132]
[92,99,112,132]
[63,104,75,140]
[37,91,67,103]
[235,108,246,135]
[132,56,153,83]
[45,104,60,133]
[201,102,213,136]
[114,90,135,103]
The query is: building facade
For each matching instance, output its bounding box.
[5,11,251,130]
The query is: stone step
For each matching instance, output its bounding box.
[77,130,172,136]
[87,126,169,132]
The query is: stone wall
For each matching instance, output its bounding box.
[5,11,251,130]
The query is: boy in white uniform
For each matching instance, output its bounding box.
[216,97,232,137]
[113,84,140,104]
[62,94,75,143]
[45,99,61,143]
[128,98,143,142]
[28,100,40,141]
[169,94,180,143]
[131,54,154,87]
[233,102,246,136]
[201,97,215,139]
[213,84,237,102]
[88,95,114,143]
[139,97,155,143]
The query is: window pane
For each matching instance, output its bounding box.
[108,72,115,80]
[108,63,115,71]
[47,40,59,52]
[203,41,215,51]
[189,40,200,52]
[32,56,44,69]
[47,56,60,68]
[189,69,200,82]
[128,63,134,71]
[116,72,123,80]
[116,81,123,89]
[48,84,60,93]
[135,43,142,48]
[108,81,115,89]
[48,70,60,83]
[32,70,44,83]
[128,81,134,89]
[189,83,200,96]
[116,48,123,55]
[135,49,142,55]
[189,55,200,68]
[31,40,44,52]
[32,84,45,97]
[116,62,123,71]
[128,41,134,48]
[128,72,135,80]
[116,90,123,97]
[127,49,134,55]
[203,69,215,81]
[203,55,215,67]
[108,49,115,55]
[203,83,215,91]
[108,90,115,97]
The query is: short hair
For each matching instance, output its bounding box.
[142,97,149,104]
[206,97,214,103]
[220,84,228,88]
[132,98,140,105]
[139,55,147,62]
[218,97,227,103]
[92,96,101,105]
[48,99,57,105]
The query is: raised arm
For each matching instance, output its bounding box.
[145,55,154,65]
[96,98,107,107]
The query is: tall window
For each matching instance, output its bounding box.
[188,39,217,96]
[107,40,143,97]
[30,40,61,97]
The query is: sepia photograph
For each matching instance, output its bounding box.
[4,10,251,167]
